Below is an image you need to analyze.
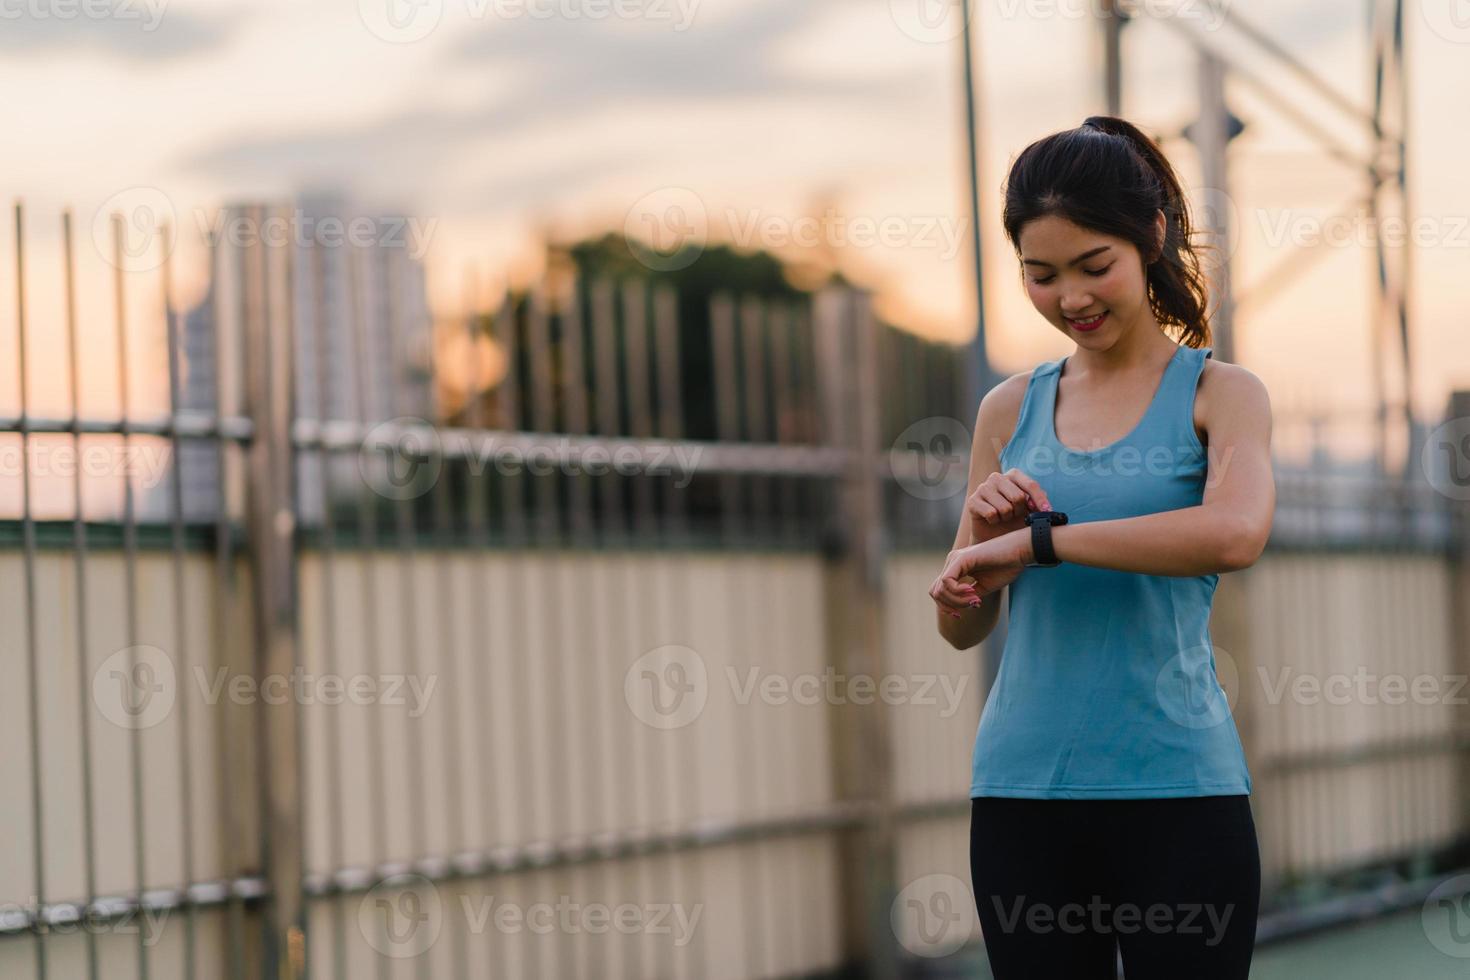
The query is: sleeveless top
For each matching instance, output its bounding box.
[970,344,1252,799]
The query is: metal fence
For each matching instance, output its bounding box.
[1,199,1468,979]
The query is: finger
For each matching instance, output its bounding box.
[930,578,964,608]
[1006,469,1052,511]
[966,493,1001,528]
[970,487,1005,525]
[993,478,1029,517]
[935,576,979,608]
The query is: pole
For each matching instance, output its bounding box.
[960,0,992,418]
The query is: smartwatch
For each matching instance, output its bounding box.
[1024,510,1068,567]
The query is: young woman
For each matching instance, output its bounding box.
[928,116,1275,979]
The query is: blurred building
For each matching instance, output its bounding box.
[168,195,434,524]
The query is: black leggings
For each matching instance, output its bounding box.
[969,795,1260,979]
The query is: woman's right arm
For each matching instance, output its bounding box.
[936,372,1031,650]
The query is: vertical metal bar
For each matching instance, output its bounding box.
[110,213,151,980]
[487,289,530,980]
[526,287,560,541]
[652,286,687,542]
[212,209,248,980]
[425,278,469,980]
[621,280,656,539]
[1392,0,1415,483]
[241,204,306,980]
[590,279,625,537]
[709,290,768,975]
[306,241,347,980]
[739,294,792,974]
[377,244,431,980]
[459,281,497,778]
[345,238,391,980]
[959,0,993,419]
[459,277,501,973]
[160,221,199,979]
[59,209,99,980]
[1101,0,1124,114]
[516,282,564,976]
[739,297,772,536]
[584,275,620,935]
[789,303,818,545]
[1194,50,1236,364]
[620,277,674,979]
[768,300,809,968]
[559,279,594,542]
[648,282,704,980]
[768,302,800,544]
[525,279,568,977]
[710,294,743,541]
[15,201,48,980]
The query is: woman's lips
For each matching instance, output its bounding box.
[1067,311,1107,332]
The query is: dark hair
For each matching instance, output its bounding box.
[1001,115,1212,349]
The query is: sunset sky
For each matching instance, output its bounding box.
[0,0,1466,446]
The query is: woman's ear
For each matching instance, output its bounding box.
[1150,209,1166,263]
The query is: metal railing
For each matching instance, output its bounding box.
[1,198,1468,978]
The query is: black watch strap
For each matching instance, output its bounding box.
[1024,510,1068,567]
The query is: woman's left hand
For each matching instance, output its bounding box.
[929,534,1029,611]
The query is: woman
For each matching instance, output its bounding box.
[929,116,1275,979]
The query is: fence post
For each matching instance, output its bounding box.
[241,205,307,979]
[814,283,899,978]
[1446,391,1470,843]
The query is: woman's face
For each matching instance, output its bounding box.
[1016,213,1159,348]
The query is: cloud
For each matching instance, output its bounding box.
[0,2,247,62]
[177,0,923,195]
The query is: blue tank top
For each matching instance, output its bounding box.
[970,343,1252,799]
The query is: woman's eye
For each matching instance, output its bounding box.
[1029,264,1110,285]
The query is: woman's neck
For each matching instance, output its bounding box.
[1068,316,1176,380]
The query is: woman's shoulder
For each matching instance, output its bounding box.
[1197,356,1270,410]
[1195,355,1272,440]
[974,367,1041,454]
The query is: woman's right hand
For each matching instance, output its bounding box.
[966,468,1052,543]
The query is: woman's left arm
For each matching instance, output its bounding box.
[999,363,1275,577]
